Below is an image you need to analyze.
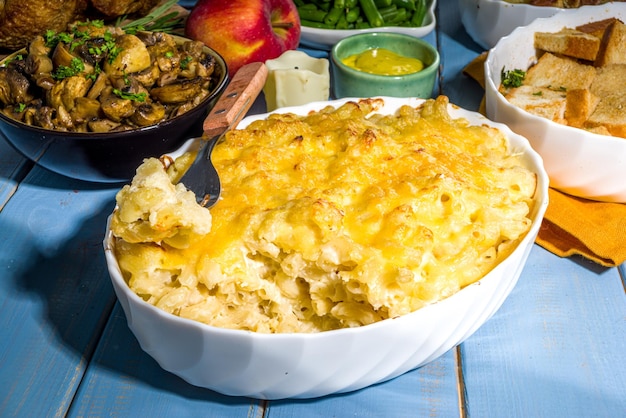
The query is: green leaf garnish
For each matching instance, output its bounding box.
[180,55,193,69]
[52,57,85,79]
[113,89,147,102]
[501,67,526,88]
[117,0,183,34]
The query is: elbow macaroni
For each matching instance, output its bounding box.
[111,96,537,333]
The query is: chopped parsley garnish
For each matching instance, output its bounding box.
[75,19,105,28]
[103,32,123,64]
[44,30,72,48]
[113,89,147,102]
[52,57,85,79]
[180,55,193,69]
[501,68,526,88]
[3,54,24,66]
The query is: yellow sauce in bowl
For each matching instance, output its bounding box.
[341,48,424,76]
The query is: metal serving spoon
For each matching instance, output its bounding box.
[179,62,268,207]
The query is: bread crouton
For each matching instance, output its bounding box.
[585,125,612,137]
[534,28,600,61]
[504,85,567,124]
[565,89,600,128]
[590,64,626,98]
[594,20,626,67]
[585,94,626,138]
[524,52,596,90]
[576,17,622,39]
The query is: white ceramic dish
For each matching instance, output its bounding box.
[299,0,436,50]
[485,3,626,203]
[459,0,560,49]
[104,97,549,400]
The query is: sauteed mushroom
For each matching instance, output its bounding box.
[0,24,223,132]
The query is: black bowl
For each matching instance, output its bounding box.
[0,36,229,183]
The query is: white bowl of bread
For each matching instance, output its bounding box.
[104,96,548,399]
[485,3,626,202]
[460,0,561,49]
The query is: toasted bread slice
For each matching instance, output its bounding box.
[504,85,567,124]
[594,20,626,66]
[534,28,601,61]
[590,64,626,98]
[576,17,622,39]
[565,88,600,128]
[585,125,612,137]
[585,93,626,138]
[524,52,596,90]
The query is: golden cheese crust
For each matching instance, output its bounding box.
[111,96,537,333]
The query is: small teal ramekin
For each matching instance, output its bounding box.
[330,32,439,99]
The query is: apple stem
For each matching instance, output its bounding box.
[273,22,294,30]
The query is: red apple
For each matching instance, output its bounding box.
[185,0,301,77]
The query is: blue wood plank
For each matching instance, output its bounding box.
[435,0,484,112]
[266,350,460,417]
[459,246,626,418]
[68,304,262,417]
[0,167,120,417]
[0,137,33,209]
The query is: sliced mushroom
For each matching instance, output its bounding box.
[28,36,51,57]
[88,118,122,133]
[35,75,56,91]
[171,89,210,118]
[100,91,135,122]
[0,66,35,106]
[149,77,205,104]
[103,34,152,76]
[129,102,166,126]
[25,54,54,76]
[33,106,56,130]
[47,75,91,111]
[157,70,179,87]
[75,37,108,66]
[52,43,77,68]
[53,104,73,130]
[134,64,161,88]
[52,43,94,75]
[71,96,101,121]
[87,71,109,100]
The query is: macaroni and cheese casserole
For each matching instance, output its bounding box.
[110,96,538,333]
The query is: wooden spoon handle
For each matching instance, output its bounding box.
[202,61,268,138]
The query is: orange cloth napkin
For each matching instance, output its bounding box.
[463,52,626,267]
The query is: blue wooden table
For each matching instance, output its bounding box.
[1,1,624,416]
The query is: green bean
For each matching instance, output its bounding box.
[359,0,384,27]
[324,7,344,26]
[298,0,426,29]
[298,6,328,22]
[374,0,393,7]
[387,7,407,24]
[310,0,331,11]
[392,0,415,10]
[345,6,361,22]
[336,12,349,29]
[411,0,427,26]
[300,19,333,29]
[378,4,397,21]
